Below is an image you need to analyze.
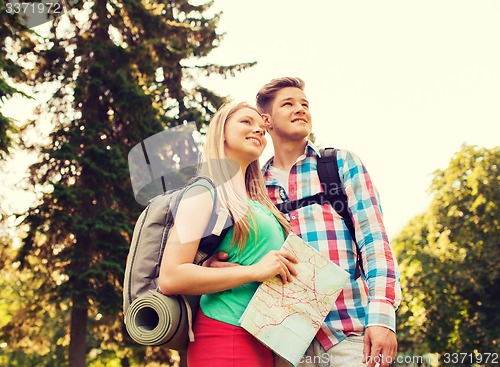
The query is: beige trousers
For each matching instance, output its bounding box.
[274,336,367,367]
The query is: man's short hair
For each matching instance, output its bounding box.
[256,77,305,114]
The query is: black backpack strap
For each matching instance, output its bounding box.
[191,177,233,264]
[318,148,364,280]
[275,193,323,213]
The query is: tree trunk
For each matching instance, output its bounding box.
[68,295,89,367]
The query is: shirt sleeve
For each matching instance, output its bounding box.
[338,149,402,332]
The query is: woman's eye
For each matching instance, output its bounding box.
[241,119,250,124]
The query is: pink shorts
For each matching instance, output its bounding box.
[187,309,274,367]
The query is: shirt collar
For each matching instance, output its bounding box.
[262,141,321,184]
[306,141,321,157]
[262,157,277,186]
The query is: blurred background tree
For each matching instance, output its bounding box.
[0,1,254,366]
[394,144,500,365]
[0,2,35,158]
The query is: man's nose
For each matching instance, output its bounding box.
[295,103,306,114]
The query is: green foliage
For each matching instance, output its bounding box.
[394,144,500,362]
[2,0,254,366]
[0,235,68,366]
[0,2,35,158]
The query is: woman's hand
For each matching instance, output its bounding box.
[251,250,299,283]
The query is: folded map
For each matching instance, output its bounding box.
[239,233,350,366]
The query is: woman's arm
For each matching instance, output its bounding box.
[158,185,297,295]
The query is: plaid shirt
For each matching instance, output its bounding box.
[262,142,401,350]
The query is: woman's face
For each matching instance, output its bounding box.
[224,107,267,167]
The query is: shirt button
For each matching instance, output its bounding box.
[291,215,297,220]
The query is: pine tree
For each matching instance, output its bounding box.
[8,1,254,366]
[0,3,35,159]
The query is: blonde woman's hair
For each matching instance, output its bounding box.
[199,101,290,250]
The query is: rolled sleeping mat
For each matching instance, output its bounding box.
[125,290,200,351]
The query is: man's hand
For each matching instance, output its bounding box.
[202,251,239,268]
[363,326,397,367]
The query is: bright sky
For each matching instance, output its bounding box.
[2,1,499,241]
[198,0,500,238]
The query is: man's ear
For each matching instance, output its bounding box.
[261,113,272,130]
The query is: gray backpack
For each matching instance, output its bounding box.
[123,176,232,350]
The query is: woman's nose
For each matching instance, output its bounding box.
[254,125,265,135]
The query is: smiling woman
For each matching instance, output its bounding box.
[223,104,267,170]
[157,101,296,367]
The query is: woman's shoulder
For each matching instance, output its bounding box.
[183,176,215,200]
[174,178,215,239]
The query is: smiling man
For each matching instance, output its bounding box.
[257,77,402,367]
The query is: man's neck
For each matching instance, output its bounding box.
[271,139,308,171]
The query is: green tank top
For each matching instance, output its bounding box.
[200,200,286,326]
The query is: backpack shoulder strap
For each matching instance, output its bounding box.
[318,148,364,279]
[188,176,233,264]
[317,148,349,215]
[273,149,365,279]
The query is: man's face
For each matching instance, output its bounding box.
[263,87,312,141]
